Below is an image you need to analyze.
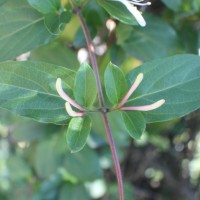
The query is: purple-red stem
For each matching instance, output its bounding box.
[75,7,124,200]
[75,8,104,108]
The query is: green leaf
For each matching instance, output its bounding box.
[0,0,55,62]
[116,14,181,61]
[30,41,79,70]
[121,111,146,139]
[161,0,182,12]
[96,0,137,25]
[44,11,71,35]
[59,183,89,200]
[63,147,103,181]
[34,134,66,178]
[0,61,76,124]
[126,54,200,123]
[66,116,92,153]
[28,0,60,14]
[110,44,127,66]
[104,62,127,104]
[74,63,97,107]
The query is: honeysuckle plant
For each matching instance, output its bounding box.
[0,0,200,199]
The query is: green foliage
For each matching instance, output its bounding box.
[74,63,97,107]
[44,11,71,35]
[59,183,89,200]
[30,41,79,70]
[66,116,92,153]
[28,0,61,14]
[0,0,200,199]
[0,0,54,61]
[161,0,182,11]
[0,61,75,124]
[116,14,181,61]
[104,62,127,104]
[121,111,146,139]
[96,0,138,25]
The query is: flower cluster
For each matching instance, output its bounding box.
[56,73,165,117]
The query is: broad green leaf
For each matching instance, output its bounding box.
[96,0,137,25]
[0,0,55,62]
[161,0,182,11]
[59,183,89,200]
[0,61,75,124]
[126,54,200,123]
[110,44,127,66]
[63,147,103,181]
[28,0,60,14]
[66,116,92,153]
[116,15,181,61]
[121,111,146,139]
[12,121,58,142]
[34,134,66,178]
[30,41,79,70]
[44,11,71,35]
[92,111,129,147]
[74,63,97,107]
[104,62,127,104]
[83,1,108,27]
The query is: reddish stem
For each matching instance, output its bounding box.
[75,8,104,108]
[75,7,124,200]
[102,112,124,200]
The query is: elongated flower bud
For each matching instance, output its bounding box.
[56,78,85,111]
[65,102,85,117]
[119,73,143,108]
[121,99,165,111]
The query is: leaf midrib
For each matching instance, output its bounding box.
[0,17,43,41]
[127,75,200,103]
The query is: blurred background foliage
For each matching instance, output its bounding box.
[0,0,200,199]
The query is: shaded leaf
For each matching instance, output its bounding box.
[66,116,92,153]
[28,0,60,14]
[117,14,181,61]
[63,147,103,181]
[59,183,89,200]
[96,0,137,25]
[121,111,146,139]
[30,41,79,70]
[161,0,182,11]
[0,61,75,124]
[44,11,71,35]
[34,134,66,178]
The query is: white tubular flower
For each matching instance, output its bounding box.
[65,102,85,117]
[112,0,151,27]
[56,78,85,117]
[118,73,165,112]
